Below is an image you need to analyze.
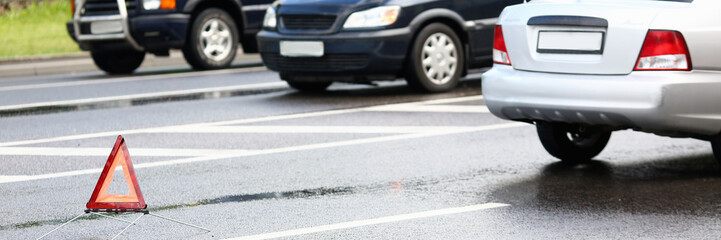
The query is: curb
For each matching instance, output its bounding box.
[0,50,262,78]
[0,52,89,64]
[0,66,284,117]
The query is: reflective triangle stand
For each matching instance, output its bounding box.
[37,209,211,240]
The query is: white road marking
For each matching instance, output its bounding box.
[0,122,527,184]
[0,168,101,184]
[0,96,484,147]
[0,147,252,157]
[225,203,510,240]
[400,95,483,105]
[155,125,479,134]
[0,66,268,92]
[194,95,486,126]
[0,95,512,184]
[367,105,490,113]
[0,81,287,111]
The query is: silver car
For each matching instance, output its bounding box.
[482,0,721,163]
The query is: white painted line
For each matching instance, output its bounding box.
[0,128,163,148]
[0,95,484,147]
[0,168,101,184]
[226,203,510,240]
[0,109,361,148]
[0,81,287,111]
[367,105,490,113]
[0,147,252,157]
[364,95,485,112]
[199,95,485,127]
[0,122,527,184]
[407,95,483,105]
[0,66,268,92]
[156,125,478,134]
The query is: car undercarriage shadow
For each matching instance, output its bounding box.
[491,154,721,216]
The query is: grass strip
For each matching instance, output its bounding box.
[0,0,80,58]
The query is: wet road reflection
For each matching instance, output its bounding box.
[492,154,721,216]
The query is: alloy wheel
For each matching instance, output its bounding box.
[200,18,233,62]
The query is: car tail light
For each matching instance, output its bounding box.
[634,30,691,71]
[493,25,511,65]
[71,0,75,15]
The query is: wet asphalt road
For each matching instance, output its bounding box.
[1,64,720,239]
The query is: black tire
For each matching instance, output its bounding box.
[536,122,612,164]
[90,50,145,74]
[405,23,464,93]
[711,135,721,164]
[286,81,332,92]
[183,8,239,70]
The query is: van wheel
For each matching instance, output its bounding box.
[406,23,464,93]
[91,50,145,74]
[536,122,612,164]
[286,81,332,92]
[183,8,239,70]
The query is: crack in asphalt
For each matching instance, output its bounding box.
[2,168,511,231]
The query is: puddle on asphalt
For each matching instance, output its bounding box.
[489,154,721,216]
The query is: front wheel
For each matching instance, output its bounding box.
[405,23,464,93]
[183,8,239,70]
[90,50,145,74]
[536,122,612,164]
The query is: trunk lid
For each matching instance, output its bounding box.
[501,0,692,75]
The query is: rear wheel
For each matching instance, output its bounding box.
[536,122,612,164]
[183,8,239,70]
[286,81,332,92]
[90,50,145,74]
[405,23,464,93]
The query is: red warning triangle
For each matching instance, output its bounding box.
[87,135,146,210]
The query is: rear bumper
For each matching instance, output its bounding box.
[66,14,189,52]
[256,27,413,82]
[482,65,721,136]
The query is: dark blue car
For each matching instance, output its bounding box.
[67,0,274,74]
[257,0,522,92]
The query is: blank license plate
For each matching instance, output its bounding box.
[90,21,123,34]
[280,41,324,57]
[537,31,604,54]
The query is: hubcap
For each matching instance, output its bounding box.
[566,127,602,147]
[421,32,458,85]
[200,18,232,62]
